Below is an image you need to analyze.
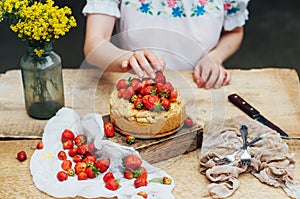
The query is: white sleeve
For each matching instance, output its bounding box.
[82,0,121,18]
[223,0,250,31]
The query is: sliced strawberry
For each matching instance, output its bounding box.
[154,71,166,84]
[122,86,134,100]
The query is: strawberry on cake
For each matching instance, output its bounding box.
[110,71,186,139]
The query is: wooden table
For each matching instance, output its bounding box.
[0,68,299,198]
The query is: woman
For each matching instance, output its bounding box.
[82,0,249,89]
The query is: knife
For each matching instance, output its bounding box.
[228,93,291,139]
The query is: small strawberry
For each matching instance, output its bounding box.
[74,162,87,174]
[67,168,75,176]
[150,176,172,185]
[73,154,83,163]
[86,166,100,179]
[118,88,126,98]
[17,151,27,162]
[96,158,110,173]
[123,170,134,179]
[141,78,154,86]
[126,135,135,144]
[57,150,67,160]
[184,117,194,127]
[131,94,138,103]
[122,86,134,100]
[155,83,169,98]
[132,166,147,178]
[61,160,72,171]
[142,95,159,110]
[105,178,120,191]
[57,171,68,182]
[83,154,97,166]
[169,90,178,102]
[62,139,74,150]
[125,154,142,170]
[74,134,87,146]
[77,171,88,181]
[140,85,156,96]
[137,191,148,199]
[104,122,115,137]
[160,97,170,110]
[116,79,128,90]
[87,143,96,154]
[134,175,148,188]
[103,172,115,183]
[61,129,75,142]
[164,82,174,92]
[133,98,144,110]
[132,79,143,92]
[77,144,88,155]
[36,141,43,150]
[154,71,166,84]
[68,148,78,157]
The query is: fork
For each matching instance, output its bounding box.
[240,124,251,165]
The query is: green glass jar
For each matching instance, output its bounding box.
[20,42,65,119]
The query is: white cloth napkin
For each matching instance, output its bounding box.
[30,108,175,199]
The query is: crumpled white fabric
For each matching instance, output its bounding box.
[30,108,175,199]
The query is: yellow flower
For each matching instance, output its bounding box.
[34,48,45,57]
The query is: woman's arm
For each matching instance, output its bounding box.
[83,14,165,78]
[193,27,244,89]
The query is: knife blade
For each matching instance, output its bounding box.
[228,93,291,139]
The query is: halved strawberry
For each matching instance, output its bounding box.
[116,79,128,90]
[122,86,134,100]
[154,71,166,84]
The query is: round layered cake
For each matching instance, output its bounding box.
[110,72,186,139]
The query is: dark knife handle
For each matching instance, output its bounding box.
[228,93,260,118]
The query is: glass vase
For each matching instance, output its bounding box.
[20,42,65,119]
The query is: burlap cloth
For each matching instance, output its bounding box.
[200,116,300,199]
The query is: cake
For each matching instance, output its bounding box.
[110,72,186,139]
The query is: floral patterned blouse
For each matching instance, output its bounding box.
[83,0,250,70]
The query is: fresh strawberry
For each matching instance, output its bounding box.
[68,148,78,157]
[87,143,96,154]
[83,154,96,165]
[164,82,174,92]
[103,172,115,183]
[57,171,68,182]
[155,83,169,98]
[137,191,148,199]
[122,86,135,100]
[74,162,87,174]
[61,160,72,171]
[77,144,88,155]
[123,170,134,179]
[133,98,143,110]
[77,171,88,181]
[67,168,75,176]
[125,154,142,170]
[57,150,67,160]
[132,79,143,92]
[160,97,170,110]
[62,139,74,150]
[86,166,99,179]
[95,158,110,173]
[154,71,166,84]
[17,151,27,162]
[61,129,75,142]
[140,85,156,96]
[131,94,138,103]
[142,78,154,86]
[72,154,83,163]
[74,134,87,146]
[126,135,135,144]
[116,79,129,90]
[134,175,148,188]
[118,88,126,98]
[105,178,120,191]
[169,90,178,102]
[142,95,159,110]
[184,117,194,127]
[104,122,115,137]
[36,141,44,150]
[132,166,147,178]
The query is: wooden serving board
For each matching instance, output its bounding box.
[103,115,203,164]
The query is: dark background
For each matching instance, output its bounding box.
[0,0,299,77]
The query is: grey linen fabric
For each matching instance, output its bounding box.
[200,116,300,199]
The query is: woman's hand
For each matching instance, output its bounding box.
[121,49,166,79]
[193,53,231,89]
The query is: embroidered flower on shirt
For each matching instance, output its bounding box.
[124,0,240,17]
[224,0,240,15]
